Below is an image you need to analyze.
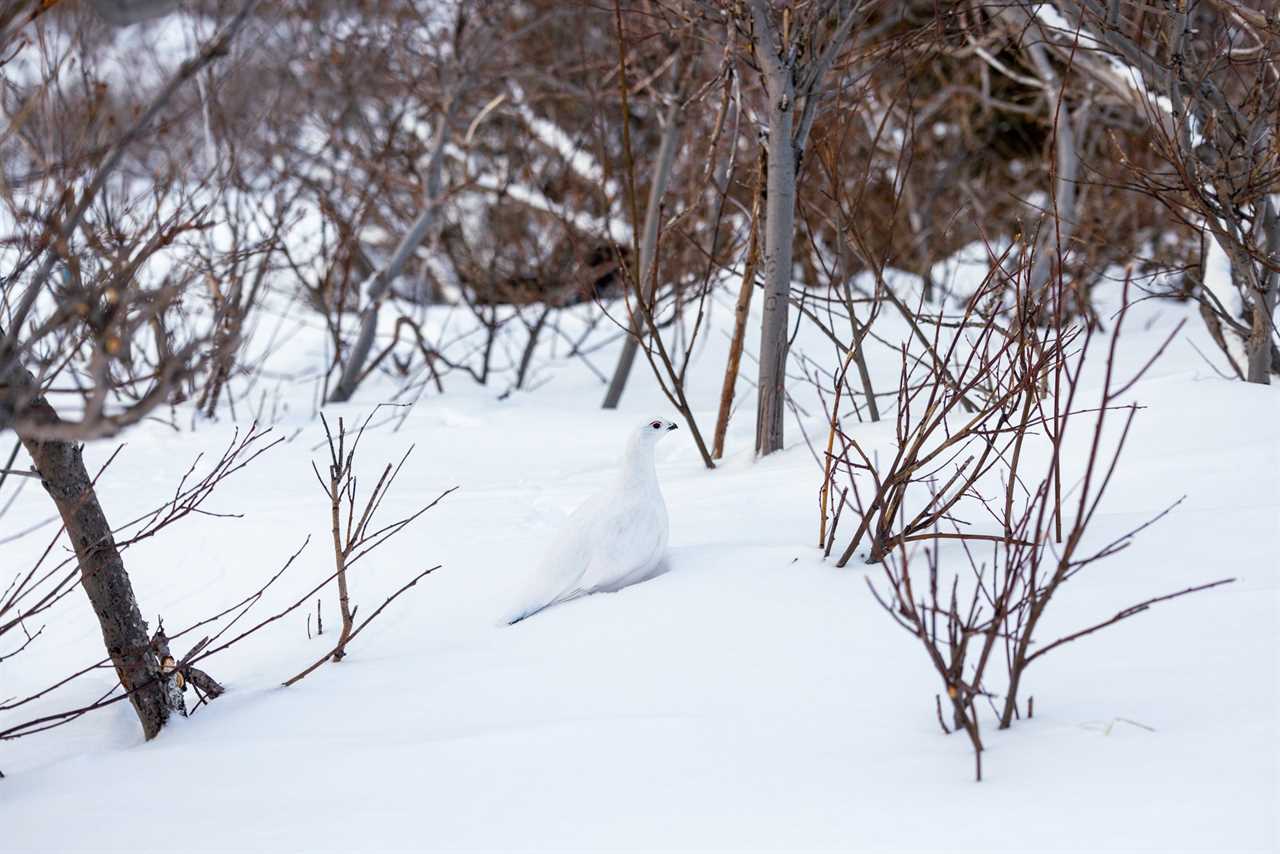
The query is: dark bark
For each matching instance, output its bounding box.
[148,626,191,714]
[2,363,182,740]
[1245,201,1279,384]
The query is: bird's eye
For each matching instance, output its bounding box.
[650,420,661,429]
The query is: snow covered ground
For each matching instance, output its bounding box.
[0,272,1277,851]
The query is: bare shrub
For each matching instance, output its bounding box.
[821,254,1055,565]
[844,271,1233,780]
[283,409,455,686]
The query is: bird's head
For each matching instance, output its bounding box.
[635,417,679,444]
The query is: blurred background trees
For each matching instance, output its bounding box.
[10,0,1269,427]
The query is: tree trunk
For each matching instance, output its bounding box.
[1,362,183,740]
[755,89,797,457]
[330,107,455,404]
[602,103,683,409]
[712,222,760,458]
[1246,285,1277,384]
[744,0,862,457]
[1023,37,1082,304]
[1245,200,1279,384]
[712,149,766,459]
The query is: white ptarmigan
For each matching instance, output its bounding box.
[507,417,678,624]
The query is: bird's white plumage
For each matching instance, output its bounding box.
[507,417,677,623]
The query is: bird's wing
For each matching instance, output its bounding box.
[577,493,668,593]
[506,496,606,622]
[506,483,669,623]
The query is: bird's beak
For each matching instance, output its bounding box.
[667,423,678,431]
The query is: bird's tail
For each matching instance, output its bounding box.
[504,602,545,625]
[505,588,581,625]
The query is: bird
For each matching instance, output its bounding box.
[507,417,679,624]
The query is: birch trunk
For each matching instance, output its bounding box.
[755,89,796,457]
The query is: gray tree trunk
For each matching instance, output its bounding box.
[1023,38,1082,302]
[602,104,684,409]
[1246,199,1279,384]
[329,108,455,404]
[747,0,861,457]
[755,83,797,457]
[0,359,184,739]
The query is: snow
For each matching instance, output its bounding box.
[0,257,1276,851]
